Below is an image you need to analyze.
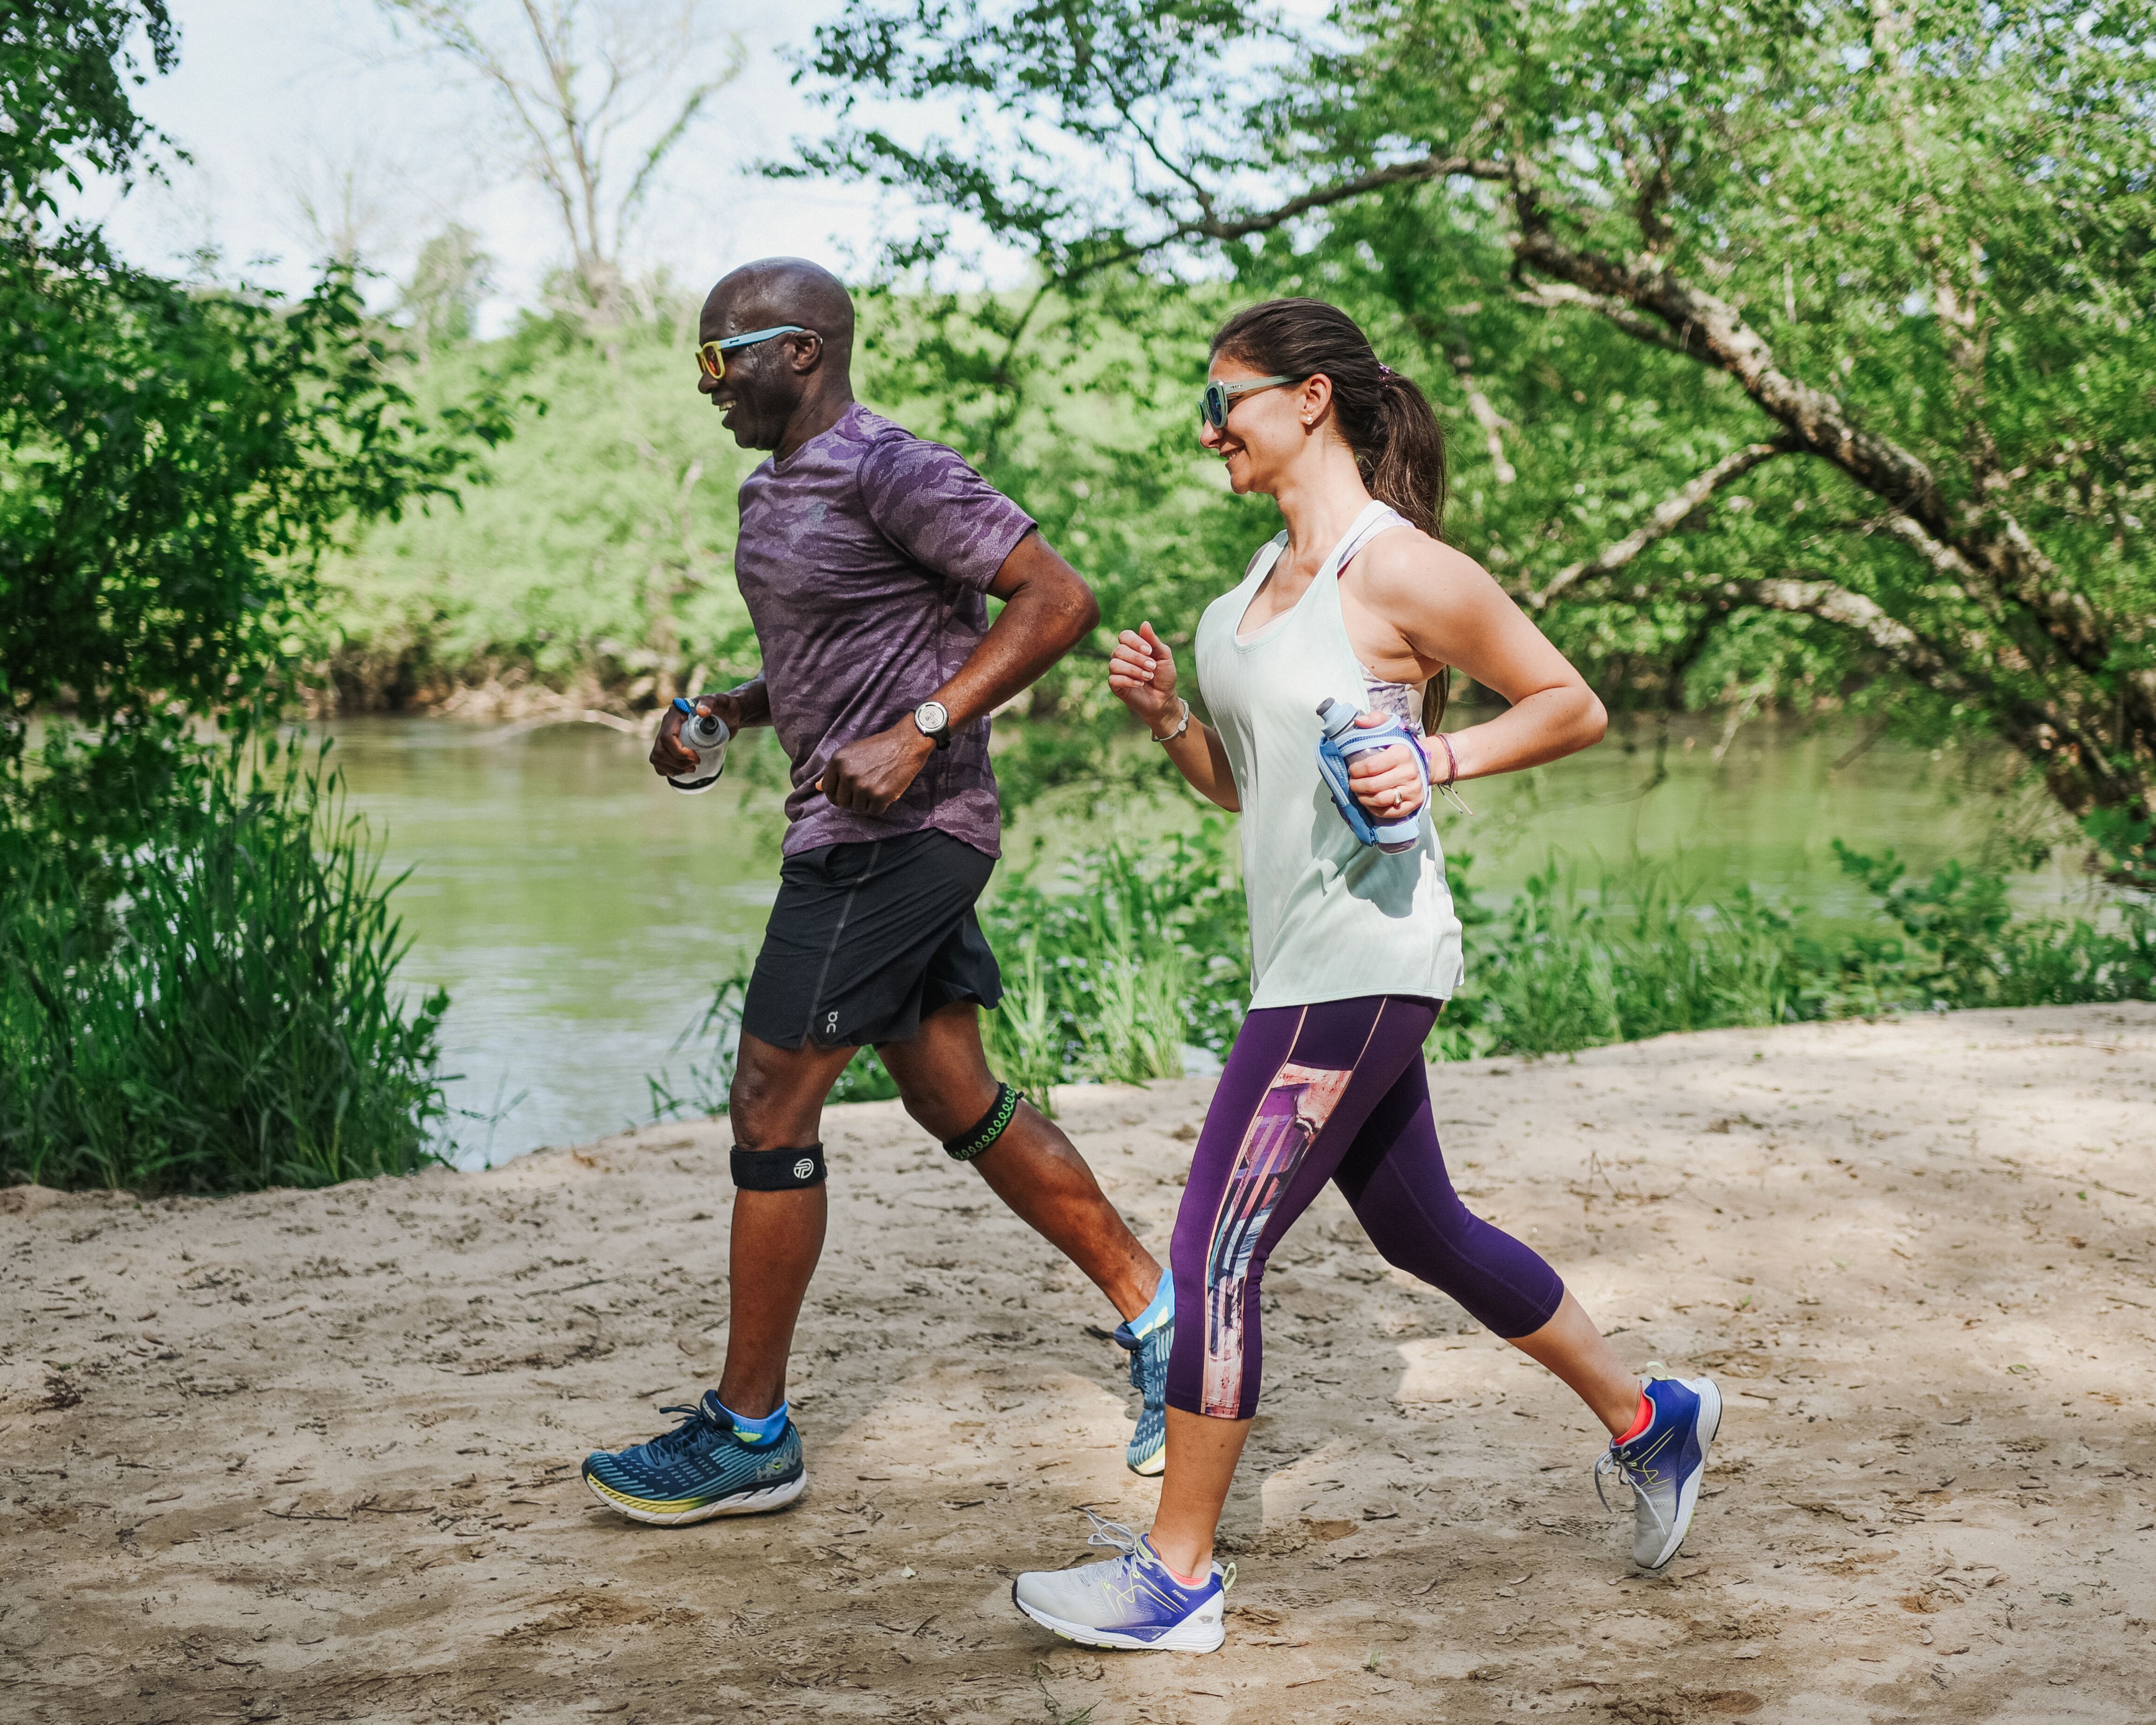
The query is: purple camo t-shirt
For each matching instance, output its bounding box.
[734,403,1035,858]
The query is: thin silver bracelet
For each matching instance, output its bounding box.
[1151,698,1193,744]
[1430,731,1473,815]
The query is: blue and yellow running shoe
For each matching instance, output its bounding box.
[1012,1511,1232,1652]
[1595,1372,1721,1570]
[581,1391,805,1525]
[1115,1277,1175,1476]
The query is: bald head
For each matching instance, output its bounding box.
[697,258,858,454]
[702,257,855,369]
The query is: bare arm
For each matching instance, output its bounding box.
[1342,535,1607,817]
[1106,622,1239,811]
[820,530,1100,814]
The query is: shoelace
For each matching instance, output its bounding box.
[1080,1507,1148,1560]
[1122,1330,1164,1394]
[1593,1446,1674,1547]
[1077,1508,1236,1594]
[632,1402,723,1465]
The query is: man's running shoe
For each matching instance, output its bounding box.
[1012,1510,1232,1653]
[1115,1311,1173,1476]
[581,1391,804,1525]
[1595,1372,1721,1570]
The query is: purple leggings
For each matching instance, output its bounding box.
[1167,994,1565,1421]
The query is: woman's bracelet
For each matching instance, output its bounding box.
[1151,698,1193,744]
[1428,731,1473,815]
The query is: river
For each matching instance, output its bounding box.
[328,712,2076,1164]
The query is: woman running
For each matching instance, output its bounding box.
[1010,298,1720,1653]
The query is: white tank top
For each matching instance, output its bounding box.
[1194,500,1466,1010]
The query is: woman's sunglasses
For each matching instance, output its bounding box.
[1199,374,1298,430]
[695,324,809,383]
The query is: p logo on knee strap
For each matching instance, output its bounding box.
[731,1144,827,1190]
[945,1082,1022,1162]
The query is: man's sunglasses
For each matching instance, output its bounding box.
[1199,374,1298,430]
[695,323,809,382]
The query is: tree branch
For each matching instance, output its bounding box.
[1506,216,2153,751]
[1188,152,1512,244]
[1721,575,2128,809]
[1509,280,1705,359]
[1529,440,1795,608]
[1446,347,1516,486]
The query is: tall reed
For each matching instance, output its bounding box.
[652,830,2155,1118]
[1,746,451,1192]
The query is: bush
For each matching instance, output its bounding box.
[1448,846,2155,1059]
[651,821,1249,1119]
[0,745,451,1192]
[975,824,1248,1110]
[651,830,2156,1114]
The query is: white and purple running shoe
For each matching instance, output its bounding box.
[1012,1510,1233,1652]
[1595,1372,1722,1570]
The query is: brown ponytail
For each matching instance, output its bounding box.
[1210,298,1452,730]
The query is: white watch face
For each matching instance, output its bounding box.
[915,700,949,734]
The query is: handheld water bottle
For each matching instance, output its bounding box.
[666,695,730,795]
[1315,697,1426,853]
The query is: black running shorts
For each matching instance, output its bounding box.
[741,829,1003,1051]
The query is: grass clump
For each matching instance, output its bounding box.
[1,746,451,1192]
[651,826,2155,1117]
[651,823,1248,1119]
[1438,845,2156,1059]
[976,827,1246,1111]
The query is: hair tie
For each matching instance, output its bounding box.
[1377,362,1396,376]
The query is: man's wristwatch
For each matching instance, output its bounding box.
[912,699,953,750]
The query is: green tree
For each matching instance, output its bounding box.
[1,1,514,1190]
[798,0,2156,876]
[401,222,492,348]
[1,1,513,805]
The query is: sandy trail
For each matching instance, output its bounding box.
[4,1004,2154,1724]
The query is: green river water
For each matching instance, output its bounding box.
[329,713,2076,1165]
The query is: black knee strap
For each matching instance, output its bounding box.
[945,1083,1022,1163]
[731,1144,827,1190]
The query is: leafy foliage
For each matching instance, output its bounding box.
[1,746,452,1192]
[977,823,1249,1105]
[0,0,175,211]
[796,0,2156,874]
[1434,847,2152,1058]
[316,314,754,707]
[654,829,2153,1105]
[0,1,507,1191]
[1,261,515,756]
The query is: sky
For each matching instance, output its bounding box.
[78,0,991,336]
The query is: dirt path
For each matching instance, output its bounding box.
[5,1004,2155,1724]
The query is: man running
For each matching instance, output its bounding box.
[579,258,1177,1524]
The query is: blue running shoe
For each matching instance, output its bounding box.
[1595,1373,1721,1570]
[1115,1314,1173,1477]
[1012,1511,1232,1652]
[581,1391,805,1525]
